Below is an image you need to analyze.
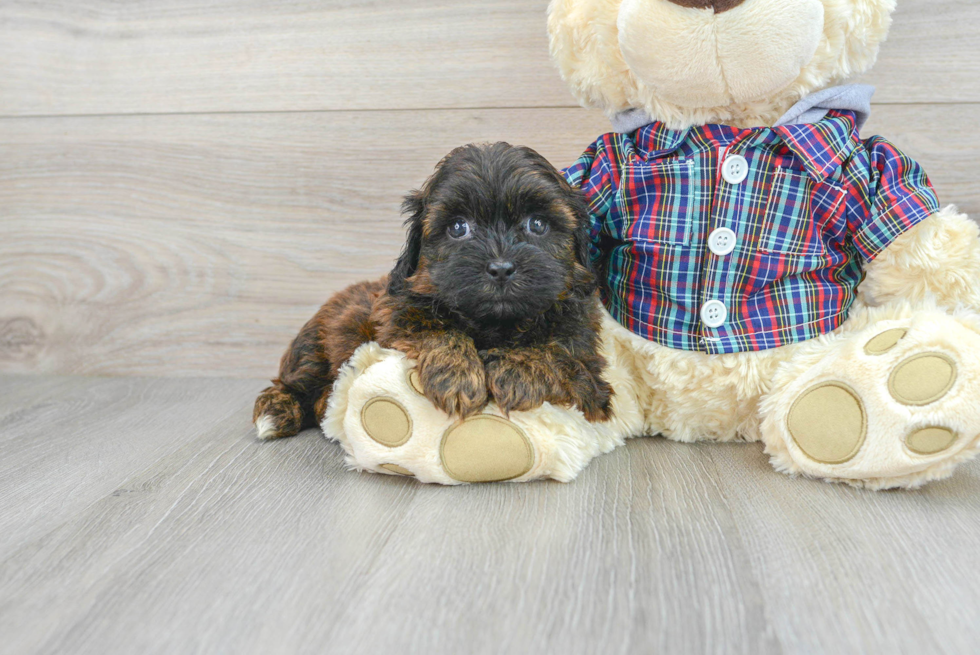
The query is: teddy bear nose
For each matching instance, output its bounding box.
[666,0,746,13]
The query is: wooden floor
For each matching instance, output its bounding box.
[2,374,979,654]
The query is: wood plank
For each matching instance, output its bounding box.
[0,374,78,422]
[0,0,568,117]
[703,443,980,654]
[1,104,976,378]
[858,0,980,104]
[1,375,979,653]
[0,375,265,559]
[0,0,976,117]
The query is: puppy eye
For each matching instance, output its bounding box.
[525,217,549,236]
[447,219,471,240]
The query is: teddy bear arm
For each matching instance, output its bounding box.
[860,206,980,314]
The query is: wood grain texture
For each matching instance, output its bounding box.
[856,0,980,104]
[0,374,265,559]
[1,104,977,378]
[2,2,978,650]
[706,446,980,654]
[0,0,568,117]
[1,374,979,654]
[0,0,977,118]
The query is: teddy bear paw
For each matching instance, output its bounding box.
[320,343,607,484]
[763,311,980,489]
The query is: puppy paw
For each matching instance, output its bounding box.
[484,347,572,415]
[485,349,613,422]
[253,385,304,440]
[553,368,614,423]
[416,344,488,418]
[485,356,553,415]
[574,378,614,423]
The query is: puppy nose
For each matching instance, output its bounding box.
[486,259,516,282]
[665,0,745,13]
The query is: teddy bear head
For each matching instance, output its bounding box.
[548,0,895,130]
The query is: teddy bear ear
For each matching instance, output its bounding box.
[547,0,635,116]
[829,0,896,79]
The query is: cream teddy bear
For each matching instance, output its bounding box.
[315,0,980,489]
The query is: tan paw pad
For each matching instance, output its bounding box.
[379,463,414,476]
[407,369,424,395]
[864,328,908,355]
[788,382,867,464]
[906,427,958,456]
[361,397,413,447]
[440,415,533,483]
[888,353,957,406]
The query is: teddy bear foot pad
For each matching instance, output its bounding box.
[766,311,980,489]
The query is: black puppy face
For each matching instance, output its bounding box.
[390,143,593,323]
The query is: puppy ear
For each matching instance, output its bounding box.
[573,215,593,273]
[566,187,596,275]
[388,190,426,296]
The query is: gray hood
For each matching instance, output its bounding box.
[610,84,876,134]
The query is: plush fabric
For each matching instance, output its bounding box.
[610,83,876,133]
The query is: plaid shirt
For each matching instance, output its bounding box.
[563,110,940,354]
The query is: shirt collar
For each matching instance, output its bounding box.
[633,120,691,158]
[630,110,859,183]
[772,110,858,181]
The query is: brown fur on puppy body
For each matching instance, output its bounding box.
[254,143,613,440]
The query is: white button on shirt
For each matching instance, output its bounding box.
[708,227,737,256]
[700,300,728,328]
[722,154,749,184]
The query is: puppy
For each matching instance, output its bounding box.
[254,142,613,440]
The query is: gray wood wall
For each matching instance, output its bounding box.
[1,0,978,379]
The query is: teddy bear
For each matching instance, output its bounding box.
[315,0,980,489]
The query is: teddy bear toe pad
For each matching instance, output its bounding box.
[905,427,958,456]
[887,353,957,406]
[788,382,866,465]
[440,416,534,482]
[361,397,413,447]
[863,328,907,355]
[379,463,414,476]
